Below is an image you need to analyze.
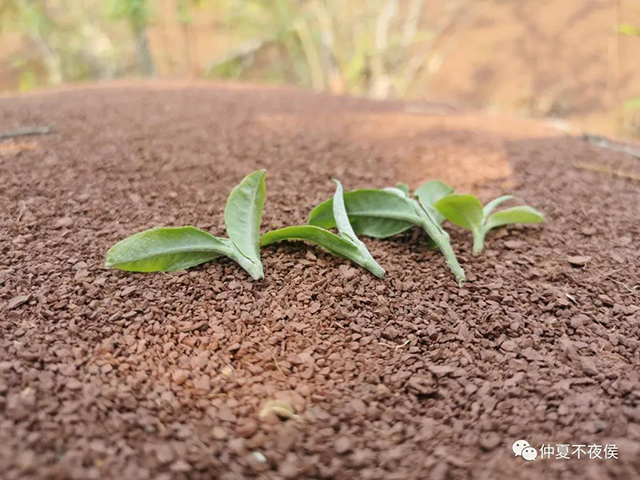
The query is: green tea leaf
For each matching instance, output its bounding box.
[412,199,466,285]
[261,225,385,276]
[308,189,419,238]
[484,206,545,232]
[415,180,454,207]
[333,180,385,277]
[261,225,359,257]
[262,181,386,278]
[415,180,454,223]
[483,195,514,218]
[395,182,410,196]
[224,169,266,265]
[349,217,413,238]
[106,169,269,280]
[105,226,232,272]
[309,186,464,284]
[332,180,358,243]
[433,194,484,231]
[383,183,410,198]
[383,186,410,198]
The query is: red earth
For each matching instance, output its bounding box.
[1,82,639,479]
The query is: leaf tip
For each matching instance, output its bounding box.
[252,262,265,280]
[372,266,386,278]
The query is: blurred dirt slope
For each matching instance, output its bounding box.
[419,0,640,134]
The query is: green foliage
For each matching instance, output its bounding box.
[105,170,266,279]
[209,0,466,97]
[18,68,37,91]
[2,0,136,85]
[0,0,48,35]
[331,180,385,277]
[394,182,410,197]
[623,97,640,112]
[105,227,232,272]
[434,194,544,255]
[482,195,514,218]
[414,180,454,224]
[484,206,545,231]
[11,57,38,91]
[261,226,361,261]
[107,0,151,29]
[207,55,248,80]
[308,188,418,238]
[262,180,385,277]
[309,182,465,285]
[224,169,266,271]
[106,171,544,286]
[217,0,312,85]
[432,194,483,231]
[2,0,467,96]
[617,24,640,37]
[176,0,205,25]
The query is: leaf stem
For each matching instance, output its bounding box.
[411,197,465,285]
[472,230,485,256]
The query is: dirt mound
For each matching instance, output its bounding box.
[1,82,638,479]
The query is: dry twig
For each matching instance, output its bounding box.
[0,126,54,139]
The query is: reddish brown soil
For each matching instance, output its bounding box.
[1,82,639,480]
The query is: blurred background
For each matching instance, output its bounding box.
[1,0,639,138]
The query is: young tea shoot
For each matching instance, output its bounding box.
[308,181,466,285]
[105,170,266,279]
[410,179,455,249]
[414,180,455,225]
[261,180,385,277]
[433,194,545,255]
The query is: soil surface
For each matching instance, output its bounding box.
[1,82,639,480]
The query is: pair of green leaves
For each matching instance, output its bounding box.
[261,181,385,277]
[433,194,545,255]
[105,171,384,279]
[308,180,466,285]
[105,170,267,279]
